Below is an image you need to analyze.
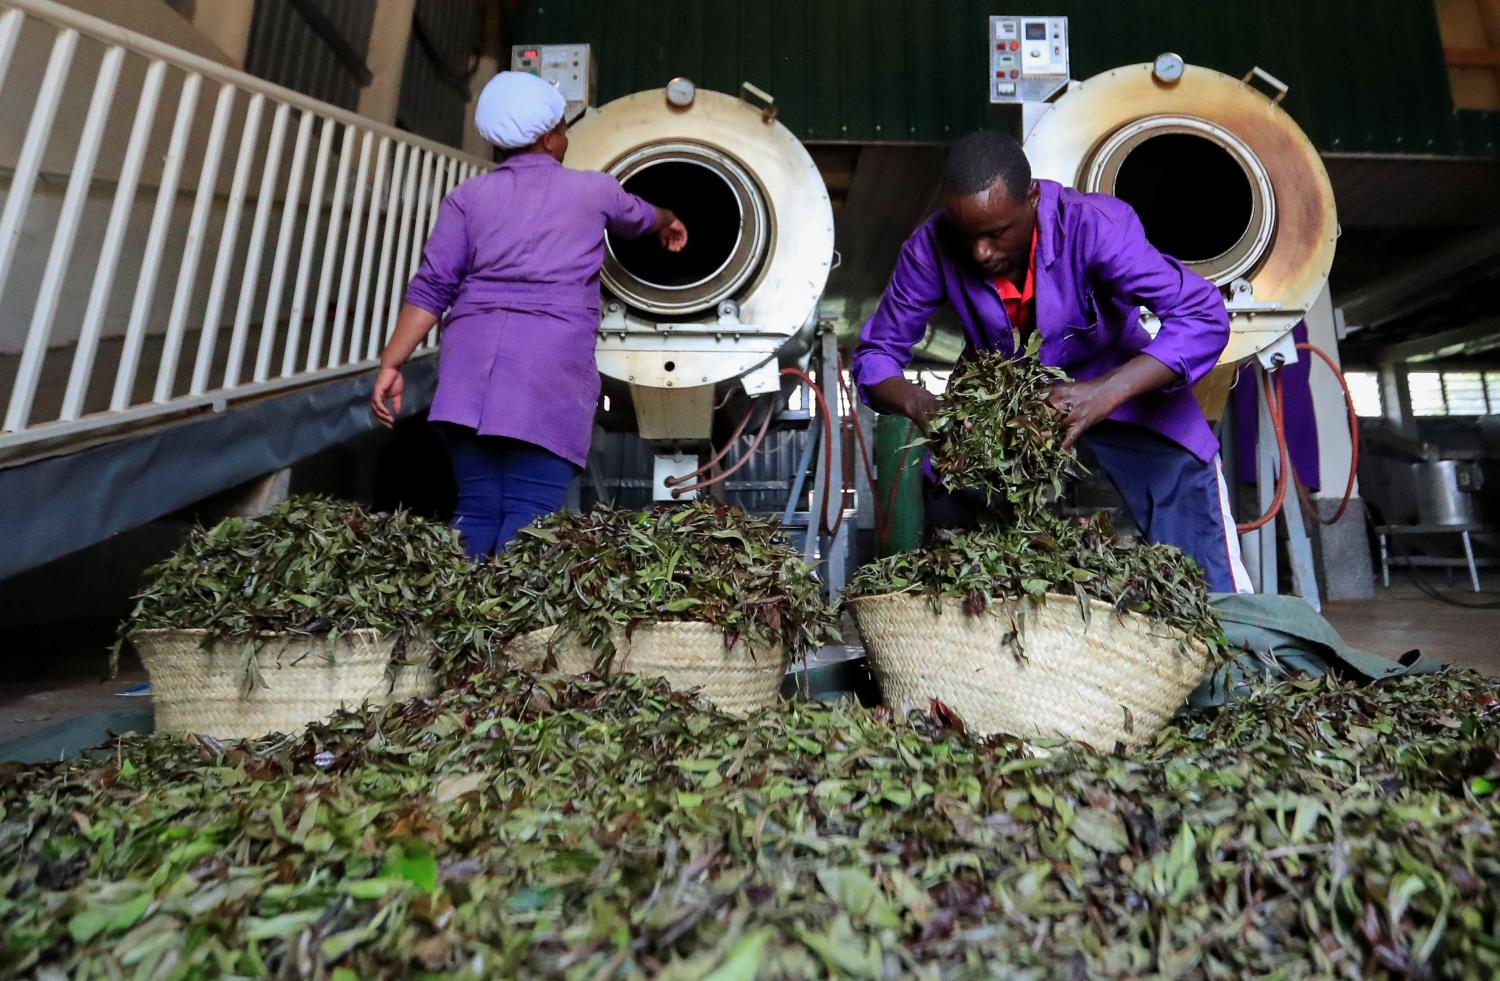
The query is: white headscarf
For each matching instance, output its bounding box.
[474,71,567,150]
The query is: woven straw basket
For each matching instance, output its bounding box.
[506,621,785,716]
[134,629,436,739]
[848,593,1212,749]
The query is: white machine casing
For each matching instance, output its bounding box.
[564,83,836,445]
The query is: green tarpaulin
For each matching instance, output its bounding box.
[1191,593,1444,709]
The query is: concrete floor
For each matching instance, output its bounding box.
[0,668,147,743]
[1323,578,1500,675]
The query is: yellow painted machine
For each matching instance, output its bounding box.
[1021,52,1338,413]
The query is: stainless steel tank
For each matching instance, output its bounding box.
[1409,460,1494,527]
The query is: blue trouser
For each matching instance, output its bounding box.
[926,421,1245,592]
[439,424,577,559]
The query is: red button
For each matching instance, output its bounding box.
[996,70,1004,77]
[1010,69,1019,78]
[1009,41,1019,50]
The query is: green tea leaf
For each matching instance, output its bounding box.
[382,842,438,893]
[703,928,773,981]
[1071,807,1128,853]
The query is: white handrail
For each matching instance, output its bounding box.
[2,0,486,165]
[60,55,166,422]
[22,39,117,424]
[0,28,77,433]
[254,109,316,384]
[153,81,235,404]
[0,0,489,457]
[111,70,201,410]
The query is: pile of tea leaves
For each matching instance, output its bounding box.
[924,338,1080,516]
[469,503,841,670]
[847,512,1227,657]
[3,669,1498,977]
[864,337,1224,650]
[124,496,473,683]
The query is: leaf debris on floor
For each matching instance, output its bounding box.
[3,670,1498,978]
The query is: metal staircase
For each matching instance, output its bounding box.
[0,0,491,578]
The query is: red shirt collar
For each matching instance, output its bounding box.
[992,223,1038,303]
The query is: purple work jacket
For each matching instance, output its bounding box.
[405,153,658,467]
[851,180,1230,463]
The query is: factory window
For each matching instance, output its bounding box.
[1407,370,1500,417]
[1409,372,1448,416]
[1344,371,1383,417]
[1443,372,1489,415]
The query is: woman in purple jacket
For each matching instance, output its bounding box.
[852,130,1250,592]
[372,72,687,558]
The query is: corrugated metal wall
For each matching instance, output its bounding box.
[517,0,1500,158]
[398,0,484,147]
[245,0,377,111]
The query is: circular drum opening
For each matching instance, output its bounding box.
[602,143,771,316]
[609,161,741,288]
[1082,116,1275,285]
[1113,133,1251,263]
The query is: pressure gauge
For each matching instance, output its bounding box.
[665,77,696,108]
[1152,52,1185,84]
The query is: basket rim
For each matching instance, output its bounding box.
[130,626,413,640]
[846,589,1133,617]
[509,620,787,659]
[846,589,1209,652]
[509,618,775,640]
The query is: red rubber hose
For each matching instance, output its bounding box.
[670,401,776,498]
[1295,341,1360,525]
[1236,370,1289,534]
[663,398,768,488]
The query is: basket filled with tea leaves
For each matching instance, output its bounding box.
[846,346,1227,748]
[124,496,470,739]
[483,503,841,714]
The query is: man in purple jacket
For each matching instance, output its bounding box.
[852,131,1250,592]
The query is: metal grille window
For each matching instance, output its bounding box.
[1408,370,1500,417]
[244,0,377,111]
[1345,371,1383,417]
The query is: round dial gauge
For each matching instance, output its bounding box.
[1153,52,1185,84]
[665,77,697,108]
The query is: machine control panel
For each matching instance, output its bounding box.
[510,43,595,121]
[988,15,1068,103]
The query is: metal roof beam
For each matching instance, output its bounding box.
[1340,225,1500,331]
[1374,314,1500,364]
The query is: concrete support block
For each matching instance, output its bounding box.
[1309,495,1377,600]
[202,468,292,521]
[358,0,419,126]
[463,56,501,159]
